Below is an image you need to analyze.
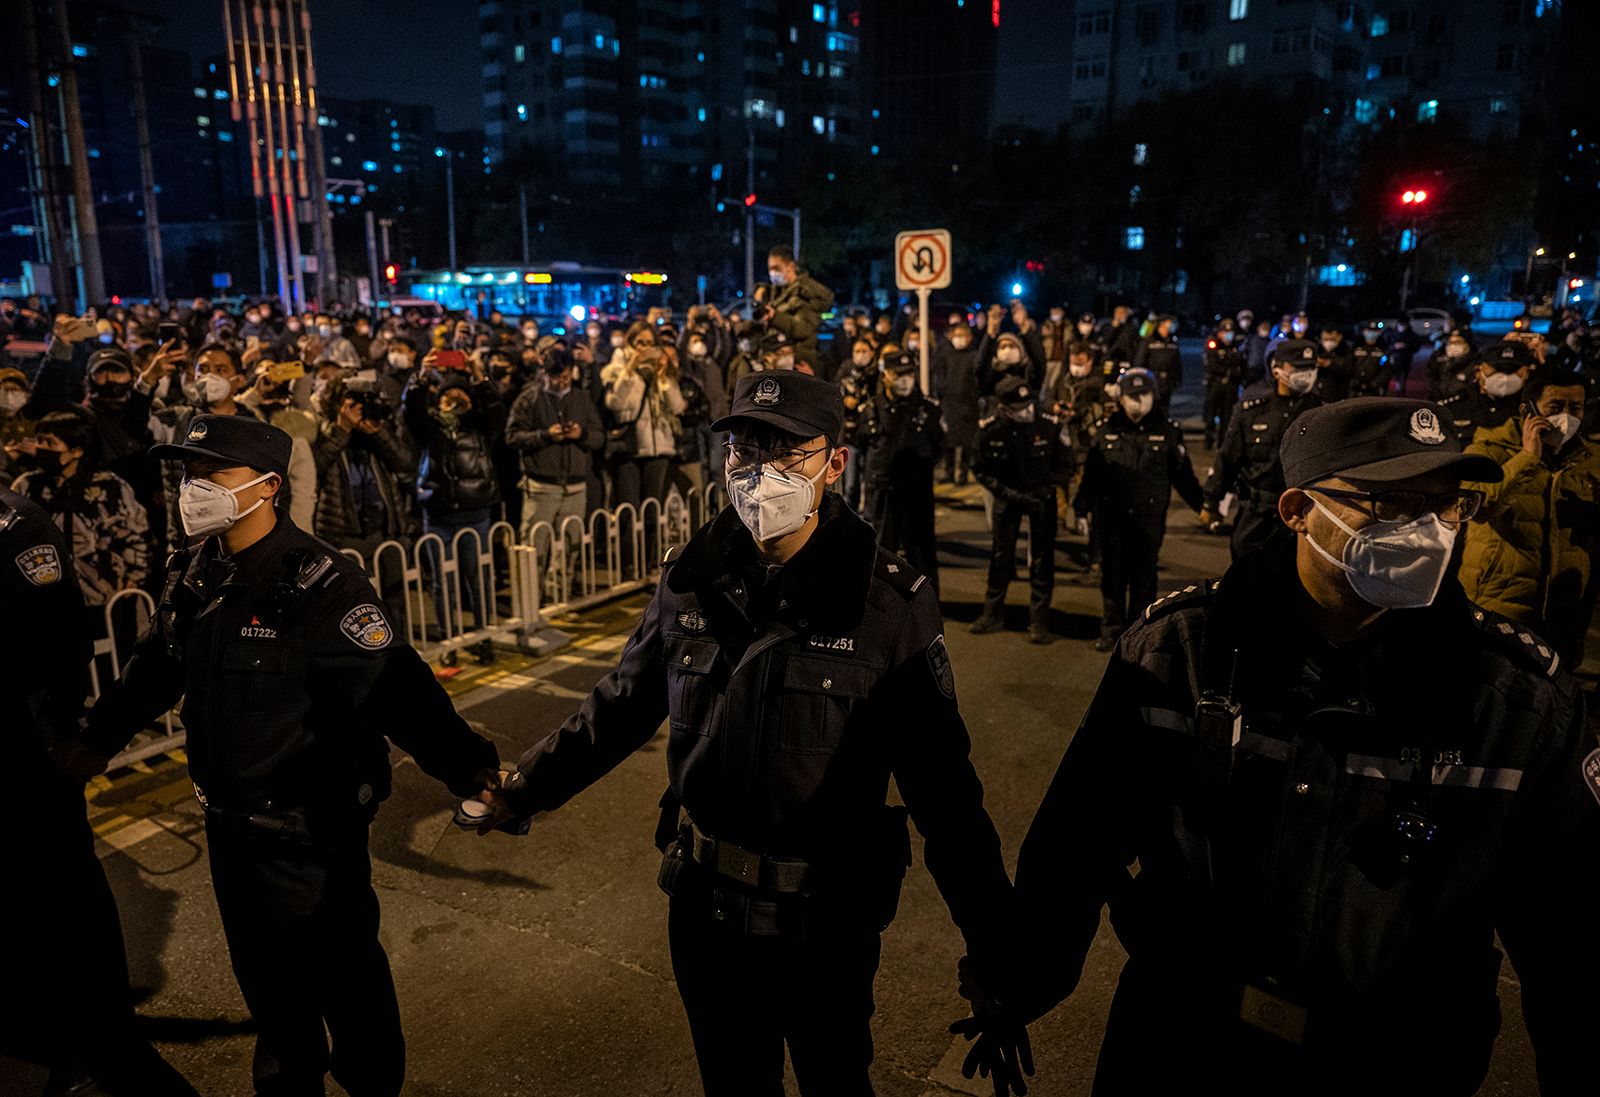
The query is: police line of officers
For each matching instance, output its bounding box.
[5,287,1600,1096]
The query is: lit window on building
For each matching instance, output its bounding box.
[1353,98,1376,123]
[812,115,825,134]
[514,43,526,63]
[813,3,825,21]
[517,103,528,120]
[1133,142,1148,165]
[1417,99,1438,122]
[1490,98,1508,114]
[197,115,211,126]
[1227,42,1246,65]
[1229,0,1249,19]
[362,160,379,171]
[1126,226,1145,250]
[551,36,562,54]
[1370,13,1388,36]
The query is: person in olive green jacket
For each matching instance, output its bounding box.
[1460,370,1600,665]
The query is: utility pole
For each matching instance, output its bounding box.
[364,209,380,313]
[438,148,457,269]
[20,0,73,307]
[292,0,336,303]
[378,217,393,268]
[518,184,530,265]
[52,0,106,308]
[125,23,167,307]
[744,124,755,311]
[265,0,305,311]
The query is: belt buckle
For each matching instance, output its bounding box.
[715,841,760,885]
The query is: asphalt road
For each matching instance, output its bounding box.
[2,358,1543,1096]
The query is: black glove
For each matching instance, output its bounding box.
[949,1012,1033,1097]
[950,954,1035,1097]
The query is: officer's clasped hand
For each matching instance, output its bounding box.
[472,770,517,835]
[950,954,1035,1097]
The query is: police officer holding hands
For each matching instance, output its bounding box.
[957,397,1600,1095]
[60,415,501,1097]
[475,371,1014,1097]
[2,484,197,1095]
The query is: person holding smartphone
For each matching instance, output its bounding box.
[1458,369,1600,665]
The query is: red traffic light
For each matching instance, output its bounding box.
[1401,189,1429,205]
[743,193,757,207]
[383,263,398,284]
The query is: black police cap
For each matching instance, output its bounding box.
[1280,397,1502,488]
[1271,339,1318,368]
[150,413,292,479]
[1118,368,1156,396]
[1480,340,1536,372]
[712,371,845,445]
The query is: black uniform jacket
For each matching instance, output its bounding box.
[1204,385,1322,511]
[84,515,496,813]
[1013,544,1599,1094]
[504,493,1012,947]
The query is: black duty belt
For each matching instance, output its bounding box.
[683,815,810,894]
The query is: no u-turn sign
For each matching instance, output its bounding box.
[895,229,952,291]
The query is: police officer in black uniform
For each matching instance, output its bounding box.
[858,351,945,589]
[1203,317,1246,448]
[1437,340,1535,445]
[1,485,198,1096]
[970,376,1073,644]
[62,415,500,1097]
[1346,321,1393,398]
[1075,368,1206,650]
[958,397,1600,1096]
[1202,340,1323,560]
[472,371,1013,1097]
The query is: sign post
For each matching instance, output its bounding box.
[894,228,953,394]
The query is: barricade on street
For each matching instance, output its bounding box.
[97,487,717,771]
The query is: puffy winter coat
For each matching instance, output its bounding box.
[1459,415,1600,661]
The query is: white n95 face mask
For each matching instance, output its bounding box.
[727,459,828,542]
[179,472,274,538]
[1482,372,1524,398]
[1306,498,1456,609]
[199,374,233,404]
[1545,412,1581,448]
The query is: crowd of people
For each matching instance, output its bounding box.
[4,259,1599,668]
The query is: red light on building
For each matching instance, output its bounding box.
[992,1,1001,28]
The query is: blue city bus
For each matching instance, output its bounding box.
[389,263,673,328]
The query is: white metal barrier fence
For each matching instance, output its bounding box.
[96,487,718,769]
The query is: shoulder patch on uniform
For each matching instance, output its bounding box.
[340,603,394,650]
[15,543,63,587]
[1143,579,1218,622]
[1470,606,1560,677]
[1582,749,1600,808]
[927,634,955,699]
[875,553,925,599]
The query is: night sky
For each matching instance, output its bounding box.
[149,0,1070,134]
